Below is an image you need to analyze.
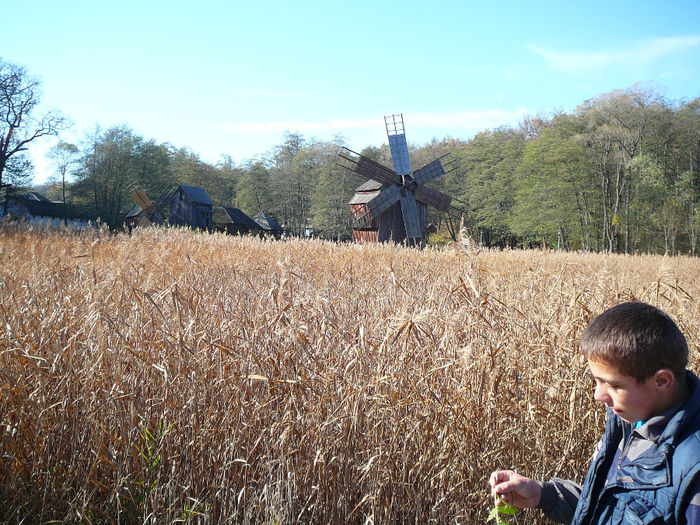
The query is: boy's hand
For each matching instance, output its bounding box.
[489,470,543,509]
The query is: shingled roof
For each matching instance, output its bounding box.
[215,207,261,230]
[253,211,283,232]
[179,185,213,206]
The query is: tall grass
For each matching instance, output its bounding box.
[1,223,698,523]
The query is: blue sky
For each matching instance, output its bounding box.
[2,0,699,184]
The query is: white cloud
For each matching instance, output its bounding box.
[217,109,531,135]
[528,35,700,71]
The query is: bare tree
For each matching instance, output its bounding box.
[47,141,78,205]
[0,58,66,190]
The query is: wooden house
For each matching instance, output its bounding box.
[169,185,213,230]
[252,210,284,237]
[349,180,427,243]
[213,206,261,235]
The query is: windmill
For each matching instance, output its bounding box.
[127,186,175,228]
[337,114,456,244]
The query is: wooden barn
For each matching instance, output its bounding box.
[349,179,428,243]
[213,206,261,235]
[252,210,284,237]
[169,185,213,230]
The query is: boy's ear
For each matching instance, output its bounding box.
[653,369,675,391]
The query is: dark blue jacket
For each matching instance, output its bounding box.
[541,371,700,524]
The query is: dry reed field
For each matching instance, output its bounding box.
[1,224,698,524]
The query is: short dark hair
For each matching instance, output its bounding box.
[580,302,688,383]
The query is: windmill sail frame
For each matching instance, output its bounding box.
[338,114,456,244]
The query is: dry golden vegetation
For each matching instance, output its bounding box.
[1,224,698,524]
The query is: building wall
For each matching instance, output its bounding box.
[350,200,427,243]
[169,189,212,230]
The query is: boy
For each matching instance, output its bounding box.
[489,301,700,524]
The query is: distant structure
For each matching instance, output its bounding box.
[125,204,165,230]
[338,114,455,244]
[126,187,172,229]
[253,210,284,237]
[213,206,261,235]
[169,185,213,230]
[1,191,96,229]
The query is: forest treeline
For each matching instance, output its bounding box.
[30,86,700,255]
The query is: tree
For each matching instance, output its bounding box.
[235,160,272,216]
[72,125,142,228]
[47,141,78,206]
[578,86,663,252]
[449,128,525,246]
[268,132,308,234]
[310,139,361,241]
[512,117,597,250]
[0,58,66,189]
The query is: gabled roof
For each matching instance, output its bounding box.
[349,190,380,205]
[215,207,261,229]
[355,179,384,192]
[253,210,283,232]
[179,185,213,206]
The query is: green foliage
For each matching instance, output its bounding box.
[447,128,525,246]
[512,115,597,250]
[488,498,517,524]
[235,160,273,216]
[427,231,451,247]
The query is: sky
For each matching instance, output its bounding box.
[2,0,699,184]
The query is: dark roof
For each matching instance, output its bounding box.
[215,207,261,229]
[355,179,384,192]
[179,185,213,206]
[24,191,53,202]
[7,196,95,220]
[253,211,283,232]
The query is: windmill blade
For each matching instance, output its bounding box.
[385,114,411,175]
[133,189,153,210]
[364,184,402,219]
[337,147,397,186]
[412,154,458,186]
[399,191,422,239]
[415,185,451,212]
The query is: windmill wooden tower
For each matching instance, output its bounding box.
[337,114,456,244]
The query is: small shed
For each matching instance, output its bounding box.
[252,210,284,237]
[213,206,261,235]
[169,185,213,230]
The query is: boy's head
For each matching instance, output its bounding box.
[580,302,688,382]
[580,302,689,423]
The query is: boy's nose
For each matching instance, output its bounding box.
[594,384,610,404]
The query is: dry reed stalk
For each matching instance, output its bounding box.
[0,222,698,523]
